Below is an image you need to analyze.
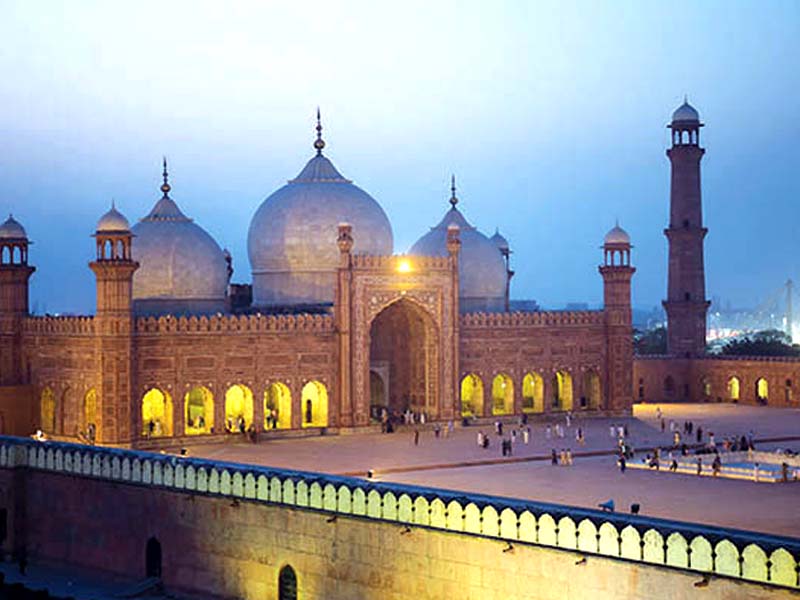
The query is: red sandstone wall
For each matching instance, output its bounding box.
[0,385,34,435]
[460,311,610,413]
[634,356,800,406]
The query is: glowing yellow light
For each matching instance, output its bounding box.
[397,259,412,273]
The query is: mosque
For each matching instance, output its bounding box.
[0,113,635,446]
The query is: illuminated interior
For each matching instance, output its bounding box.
[460,373,484,417]
[553,370,573,411]
[184,386,214,435]
[583,370,601,410]
[265,382,292,429]
[301,380,328,427]
[40,387,55,433]
[491,373,513,415]
[728,376,740,401]
[84,388,98,429]
[141,388,173,437]
[522,372,544,413]
[756,377,769,400]
[224,384,254,432]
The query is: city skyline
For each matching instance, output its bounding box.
[1,1,798,314]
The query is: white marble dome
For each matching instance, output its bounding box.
[0,215,27,239]
[96,203,130,232]
[604,223,630,245]
[410,190,506,312]
[131,172,228,315]
[248,136,393,306]
[490,228,510,252]
[672,100,699,122]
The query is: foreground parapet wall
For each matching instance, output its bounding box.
[1,437,798,599]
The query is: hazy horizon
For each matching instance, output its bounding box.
[1,1,798,315]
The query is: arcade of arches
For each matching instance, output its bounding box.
[369,299,438,418]
[136,381,330,437]
[634,358,800,407]
[460,369,602,417]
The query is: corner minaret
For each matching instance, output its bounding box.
[89,202,139,443]
[0,215,35,385]
[600,223,635,412]
[663,99,710,357]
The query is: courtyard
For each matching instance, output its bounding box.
[175,403,800,537]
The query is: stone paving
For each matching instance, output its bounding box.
[176,403,800,537]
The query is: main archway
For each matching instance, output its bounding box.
[142,388,173,437]
[492,373,513,415]
[369,298,439,419]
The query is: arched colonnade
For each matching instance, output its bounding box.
[460,368,603,418]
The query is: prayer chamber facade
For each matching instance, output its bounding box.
[0,118,636,446]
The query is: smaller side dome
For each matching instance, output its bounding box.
[672,100,699,123]
[96,202,130,232]
[490,228,509,253]
[0,214,27,239]
[604,223,630,245]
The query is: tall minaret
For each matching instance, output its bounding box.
[663,99,710,357]
[0,215,35,385]
[600,224,635,412]
[89,201,138,443]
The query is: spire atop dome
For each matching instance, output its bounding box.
[314,107,325,155]
[449,175,458,208]
[160,156,171,197]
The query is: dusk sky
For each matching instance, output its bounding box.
[1,1,798,314]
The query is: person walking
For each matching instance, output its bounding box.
[551,448,558,465]
[696,456,702,476]
[696,426,703,444]
[413,429,420,446]
[618,454,627,473]
[546,425,552,440]
[522,427,530,445]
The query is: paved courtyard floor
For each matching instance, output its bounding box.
[175,403,800,537]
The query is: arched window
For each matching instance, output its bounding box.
[40,387,56,433]
[184,386,214,435]
[84,388,98,440]
[727,376,740,401]
[145,537,162,579]
[522,372,544,413]
[756,378,768,403]
[552,371,573,411]
[141,388,173,437]
[491,373,513,415]
[582,370,601,410]
[278,565,297,600]
[301,381,328,428]
[460,374,484,417]
[264,382,292,430]
[224,384,254,433]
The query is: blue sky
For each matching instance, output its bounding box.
[0,0,798,314]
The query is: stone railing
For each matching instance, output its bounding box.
[23,316,95,335]
[1,437,798,590]
[350,254,452,270]
[462,310,605,329]
[135,313,335,335]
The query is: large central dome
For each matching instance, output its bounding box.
[131,164,229,315]
[248,119,393,306]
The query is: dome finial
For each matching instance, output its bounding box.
[314,107,326,155]
[449,174,458,208]
[160,156,171,197]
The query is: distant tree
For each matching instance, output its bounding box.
[634,327,667,355]
[720,329,800,357]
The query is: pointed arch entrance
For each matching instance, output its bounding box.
[368,298,440,419]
